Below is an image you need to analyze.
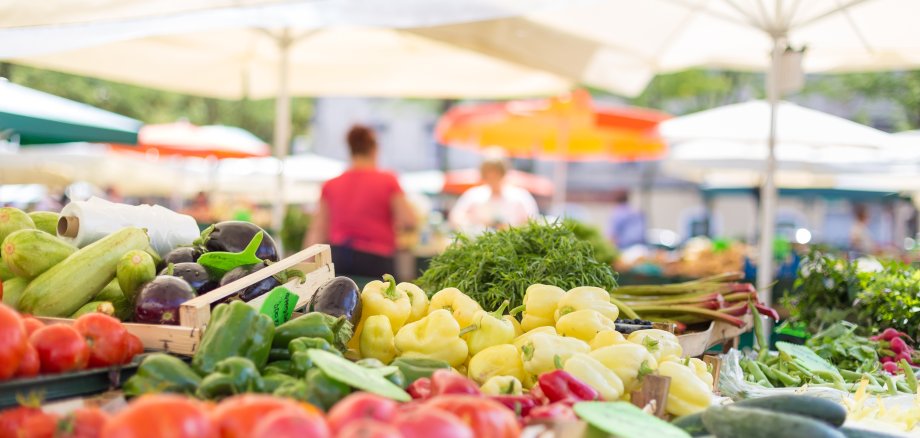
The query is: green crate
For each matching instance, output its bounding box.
[0,355,145,408]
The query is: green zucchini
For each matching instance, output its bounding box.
[701,406,844,438]
[94,280,133,321]
[27,211,60,236]
[671,412,709,437]
[116,249,156,304]
[839,426,903,438]
[0,207,35,243]
[70,301,116,318]
[735,395,847,427]
[2,277,28,309]
[2,229,76,279]
[18,227,150,317]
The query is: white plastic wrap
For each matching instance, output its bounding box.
[719,349,850,402]
[59,197,199,256]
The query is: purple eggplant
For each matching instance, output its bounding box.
[219,262,280,302]
[160,262,217,294]
[163,247,202,265]
[134,276,197,325]
[308,277,362,326]
[203,221,279,262]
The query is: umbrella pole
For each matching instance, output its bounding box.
[756,37,784,305]
[272,30,292,249]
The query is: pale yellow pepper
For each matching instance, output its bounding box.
[555,286,620,322]
[348,274,412,350]
[359,315,397,363]
[590,343,658,392]
[658,361,712,416]
[395,309,469,367]
[464,301,516,356]
[589,330,627,350]
[428,287,482,328]
[627,329,683,362]
[685,357,714,388]
[520,333,590,378]
[564,353,624,401]
[505,314,524,338]
[468,344,526,385]
[556,309,618,342]
[398,281,429,323]
[518,284,564,332]
[480,375,523,396]
[512,326,557,351]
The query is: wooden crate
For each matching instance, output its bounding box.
[41,244,335,356]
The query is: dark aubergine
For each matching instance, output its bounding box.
[220,262,279,302]
[160,262,217,294]
[134,276,197,325]
[308,277,362,326]
[163,247,202,265]
[204,221,279,262]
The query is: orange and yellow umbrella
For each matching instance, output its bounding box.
[436,89,670,162]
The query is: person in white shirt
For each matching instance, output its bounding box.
[449,150,539,235]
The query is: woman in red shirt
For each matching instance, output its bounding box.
[306,125,416,278]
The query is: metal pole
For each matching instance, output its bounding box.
[756,37,784,305]
[271,29,292,247]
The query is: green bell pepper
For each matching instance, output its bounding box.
[123,353,201,397]
[356,358,407,389]
[263,373,299,393]
[193,301,275,374]
[269,347,290,362]
[263,360,294,376]
[391,357,451,385]
[289,337,341,377]
[196,357,265,400]
[273,369,350,411]
[273,312,353,351]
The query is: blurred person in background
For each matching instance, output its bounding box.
[449,148,539,235]
[607,189,646,249]
[184,191,214,227]
[306,124,416,278]
[850,203,875,254]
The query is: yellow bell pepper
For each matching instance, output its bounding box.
[520,333,590,378]
[685,357,714,388]
[505,314,524,337]
[359,315,397,363]
[658,361,711,417]
[398,281,429,323]
[564,353,624,401]
[512,326,557,351]
[348,274,412,350]
[590,344,658,392]
[589,330,627,350]
[480,375,523,396]
[518,284,564,332]
[464,301,516,356]
[395,309,469,367]
[555,286,620,322]
[556,309,618,342]
[468,344,526,385]
[428,287,482,328]
[627,329,683,362]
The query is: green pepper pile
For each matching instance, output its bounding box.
[124,300,449,410]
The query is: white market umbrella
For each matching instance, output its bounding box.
[463,0,920,301]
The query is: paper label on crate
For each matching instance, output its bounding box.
[259,286,297,326]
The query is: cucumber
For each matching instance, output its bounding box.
[70,301,115,318]
[18,227,150,317]
[701,406,844,438]
[116,249,157,304]
[94,280,133,321]
[27,211,60,236]
[2,277,28,309]
[671,412,709,437]
[735,395,847,427]
[839,426,903,438]
[0,207,35,243]
[2,229,77,279]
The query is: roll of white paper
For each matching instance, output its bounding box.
[59,197,199,256]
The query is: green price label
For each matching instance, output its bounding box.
[259,286,298,326]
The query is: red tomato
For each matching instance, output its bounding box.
[424,395,521,438]
[20,411,60,438]
[30,324,89,374]
[211,394,304,438]
[0,303,28,379]
[58,407,110,438]
[335,419,402,438]
[21,316,45,337]
[122,334,143,364]
[74,313,129,368]
[102,394,217,438]
[0,406,42,437]
[15,343,40,378]
[326,392,398,434]
[394,406,474,438]
[250,407,330,438]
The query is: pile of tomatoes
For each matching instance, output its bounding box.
[0,304,143,380]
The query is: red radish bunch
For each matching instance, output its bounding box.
[872,328,916,374]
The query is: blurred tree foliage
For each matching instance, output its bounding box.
[1,63,314,144]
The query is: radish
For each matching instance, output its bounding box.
[891,337,909,355]
[881,356,895,364]
[883,361,900,374]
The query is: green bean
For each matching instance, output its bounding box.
[896,380,911,394]
[743,359,771,386]
[755,362,780,386]
[865,373,881,387]
[839,369,863,382]
[900,359,918,393]
[885,374,898,395]
[756,379,773,388]
[750,301,768,361]
[771,369,802,387]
